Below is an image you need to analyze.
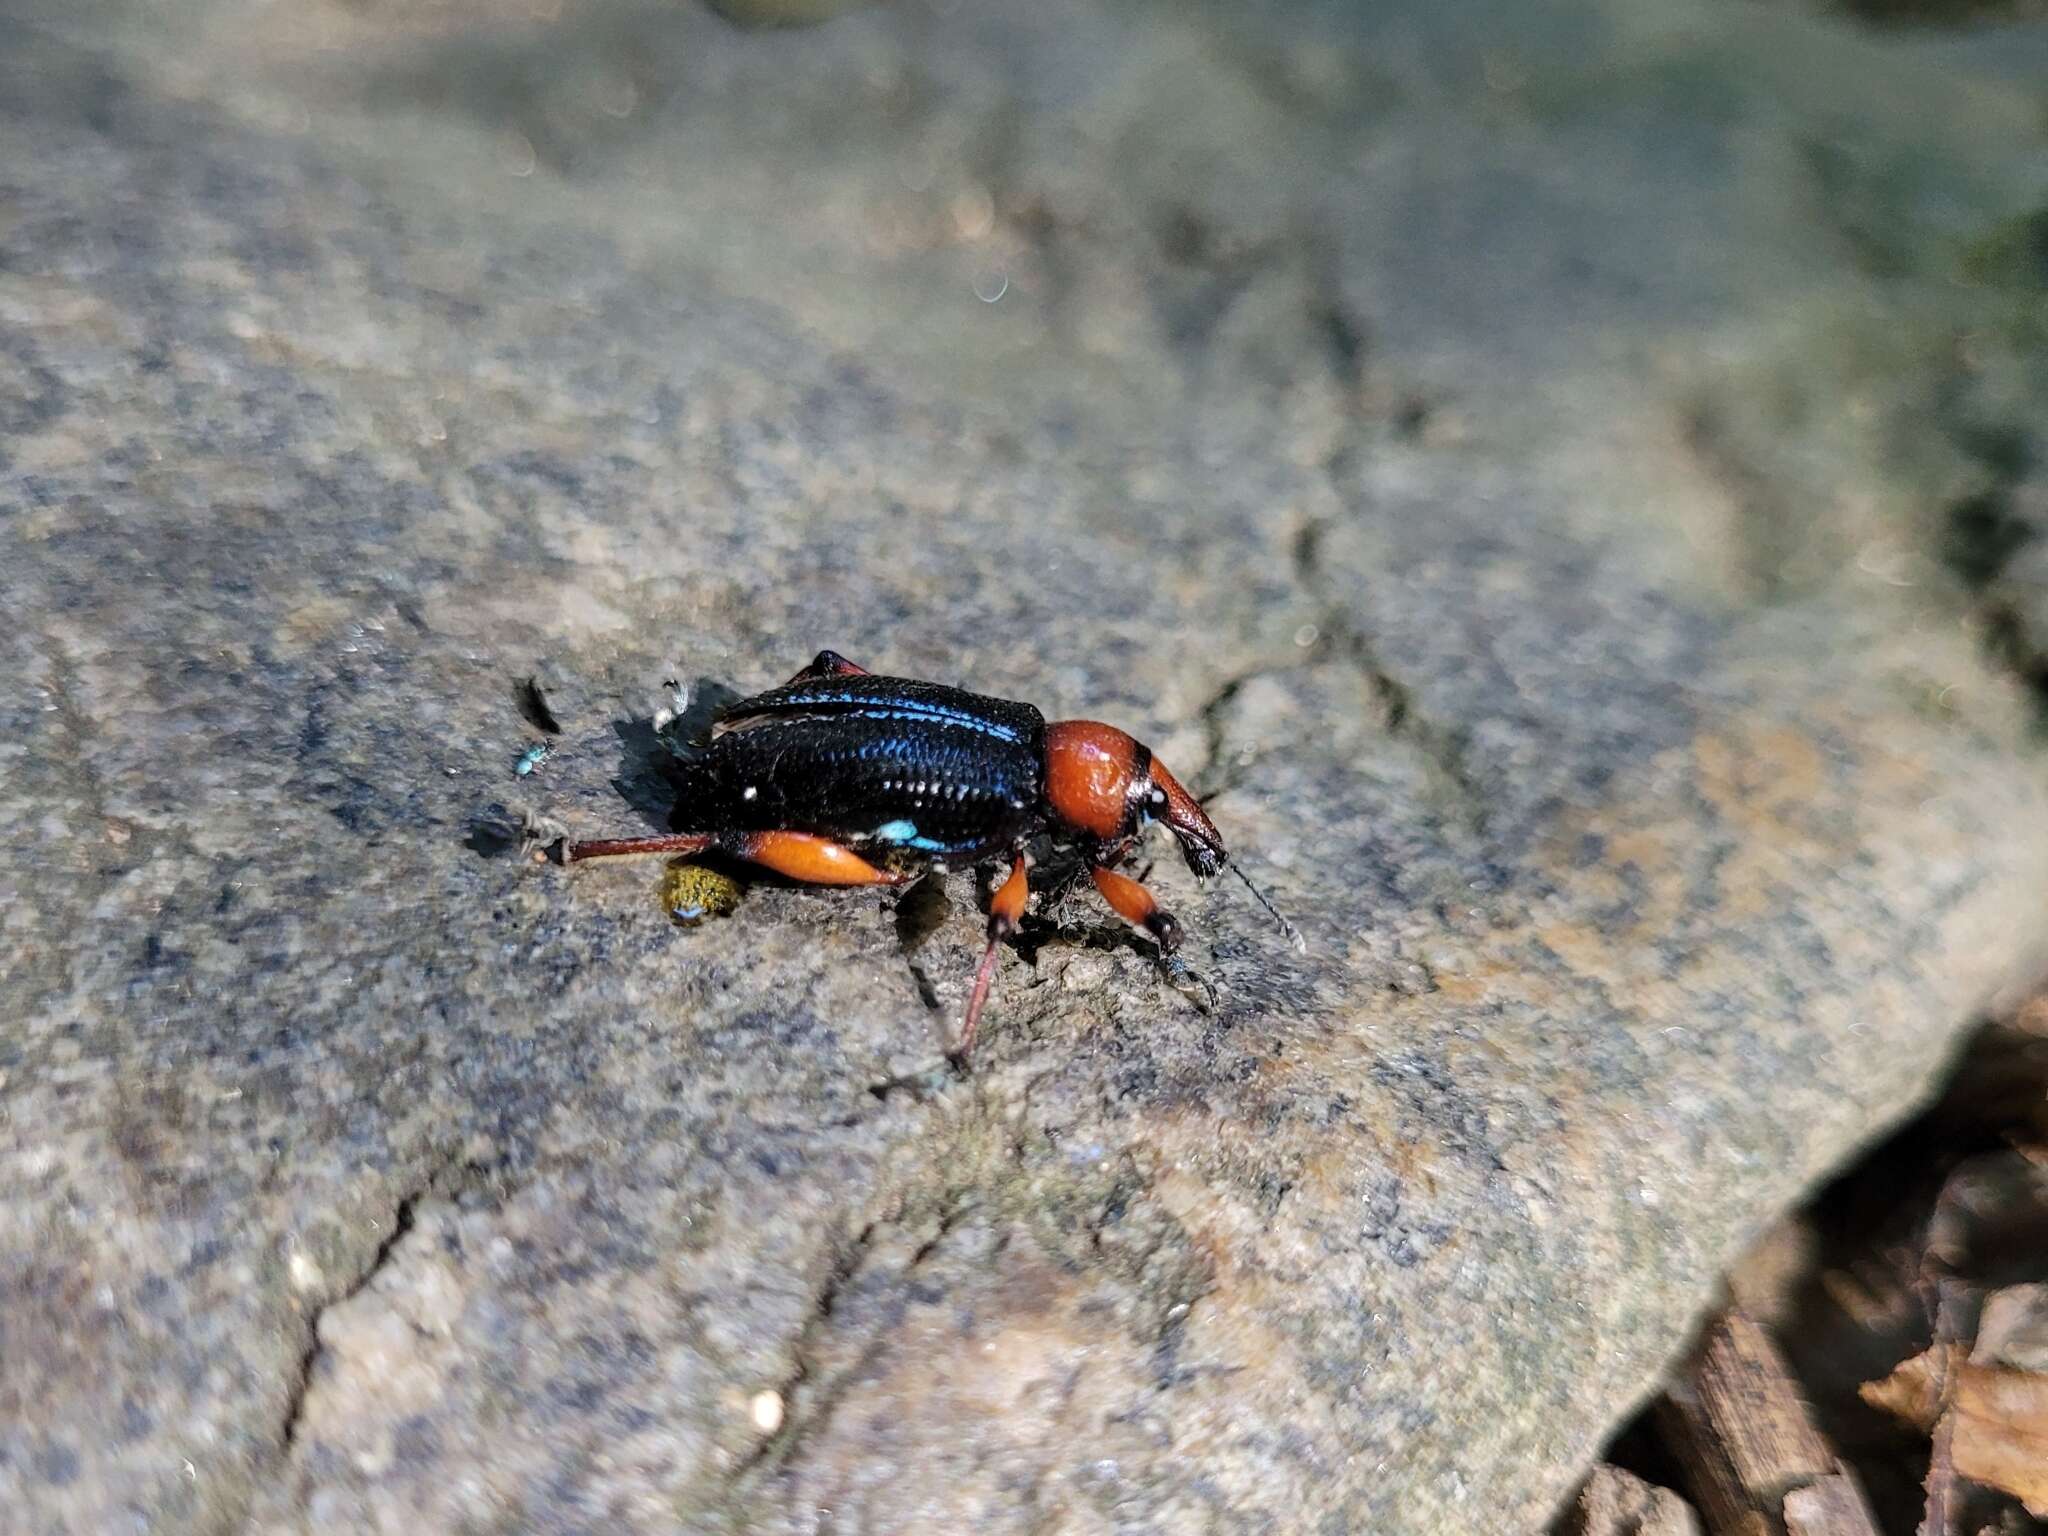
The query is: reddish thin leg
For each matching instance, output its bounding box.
[785,650,870,685]
[565,832,717,863]
[958,849,1029,1059]
[1090,863,1182,954]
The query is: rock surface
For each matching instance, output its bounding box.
[5,1,2048,1532]
[1561,1466,1701,1536]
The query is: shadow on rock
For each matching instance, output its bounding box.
[612,675,742,826]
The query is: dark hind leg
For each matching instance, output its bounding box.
[785,650,870,685]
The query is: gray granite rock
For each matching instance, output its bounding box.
[5,1,2048,1532]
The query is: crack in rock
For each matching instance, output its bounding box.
[35,633,115,835]
[1189,515,1486,830]
[738,1196,980,1481]
[275,1194,422,1459]
[266,1156,502,1483]
[1296,516,1487,829]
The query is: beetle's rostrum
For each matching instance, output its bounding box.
[556,649,1296,1057]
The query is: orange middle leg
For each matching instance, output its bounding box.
[958,849,1029,1060]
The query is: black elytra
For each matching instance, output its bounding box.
[678,672,1048,865]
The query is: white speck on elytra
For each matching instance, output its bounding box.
[742,786,758,800]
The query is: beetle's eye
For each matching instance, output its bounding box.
[1148,787,1168,809]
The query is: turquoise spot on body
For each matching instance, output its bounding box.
[872,818,948,851]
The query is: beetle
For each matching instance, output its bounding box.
[554,650,1296,1057]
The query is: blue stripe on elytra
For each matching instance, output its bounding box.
[755,696,1027,743]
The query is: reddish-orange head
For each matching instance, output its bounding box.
[1042,720,1226,876]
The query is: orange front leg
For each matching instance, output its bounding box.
[1091,863,1182,954]
[733,830,911,886]
[958,849,1029,1060]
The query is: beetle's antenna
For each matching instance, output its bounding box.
[1229,862,1306,953]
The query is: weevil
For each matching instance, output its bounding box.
[556,650,1299,1057]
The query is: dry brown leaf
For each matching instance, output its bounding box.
[1861,1343,1948,1431]
[1949,1363,2048,1516]
[1862,1344,2048,1516]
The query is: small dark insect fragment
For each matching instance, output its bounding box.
[517,675,563,736]
[465,803,527,857]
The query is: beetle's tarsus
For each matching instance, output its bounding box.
[1160,954,1217,1015]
